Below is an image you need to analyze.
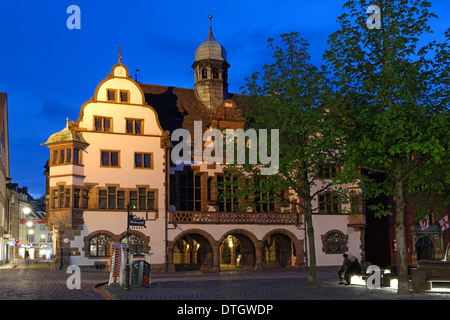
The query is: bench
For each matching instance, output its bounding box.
[411,261,450,291]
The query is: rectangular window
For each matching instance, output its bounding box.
[60,150,65,164]
[59,186,65,209]
[117,190,125,209]
[135,153,152,169]
[101,151,120,167]
[120,90,129,103]
[319,193,340,214]
[139,188,146,210]
[73,149,80,164]
[108,187,117,209]
[94,117,111,132]
[217,175,239,212]
[53,189,59,209]
[74,189,80,208]
[99,190,107,209]
[318,164,338,180]
[107,89,116,102]
[52,148,81,165]
[351,195,361,215]
[179,172,201,211]
[130,191,138,210]
[147,191,155,210]
[82,190,89,209]
[126,119,143,134]
[52,150,58,165]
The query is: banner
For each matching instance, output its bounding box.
[439,215,449,231]
[420,215,429,230]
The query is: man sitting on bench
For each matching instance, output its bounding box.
[339,254,362,285]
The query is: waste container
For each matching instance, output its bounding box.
[131,260,151,287]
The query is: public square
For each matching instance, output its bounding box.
[1,261,450,301]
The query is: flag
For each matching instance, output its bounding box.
[439,215,449,231]
[420,215,429,230]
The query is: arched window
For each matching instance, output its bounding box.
[201,68,208,79]
[121,233,146,255]
[323,231,347,254]
[212,68,219,79]
[88,233,112,257]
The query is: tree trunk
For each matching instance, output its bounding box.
[304,202,317,285]
[394,177,411,295]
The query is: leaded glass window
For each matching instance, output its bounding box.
[325,232,347,254]
[89,233,112,257]
[121,234,146,255]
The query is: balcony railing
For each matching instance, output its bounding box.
[169,211,300,225]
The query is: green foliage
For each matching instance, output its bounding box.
[221,32,358,214]
[324,0,450,222]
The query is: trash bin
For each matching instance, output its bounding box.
[131,260,151,288]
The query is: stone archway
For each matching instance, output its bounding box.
[171,230,215,272]
[262,230,302,269]
[415,236,436,261]
[219,230,257,270]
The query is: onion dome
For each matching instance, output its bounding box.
[194,15,227,62]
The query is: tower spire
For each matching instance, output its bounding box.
[118,46,122,64]
[208,15,213,37]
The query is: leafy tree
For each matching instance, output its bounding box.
[324,0,450,294]
[220,32,359,285]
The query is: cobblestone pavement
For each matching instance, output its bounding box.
[1,261,450,301]
[0,261,107,300]
[103,268,450,301]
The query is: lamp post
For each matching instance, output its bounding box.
[124,204,146,290]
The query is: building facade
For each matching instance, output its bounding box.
[44,19,365,271]
[0,93,10,265]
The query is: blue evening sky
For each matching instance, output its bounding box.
[0,0,449,198]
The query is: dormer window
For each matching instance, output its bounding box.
[107,89,117,102]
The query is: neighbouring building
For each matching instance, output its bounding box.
[6,184,52,260]
[44,17,366,271]
[0,92,10,265]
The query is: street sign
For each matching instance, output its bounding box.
[129,218,146,227]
